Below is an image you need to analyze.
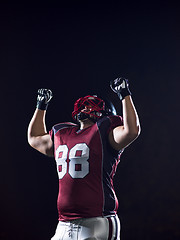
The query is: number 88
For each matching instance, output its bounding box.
[55,143,90,179]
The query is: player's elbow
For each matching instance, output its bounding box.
[27,132,40,149]
[27,128,35,148]
[128,125,141,141]
[111,125,140,150]
[27,135,54,157]
[27,136,37,149]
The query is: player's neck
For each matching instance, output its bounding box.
[80,119,94,130]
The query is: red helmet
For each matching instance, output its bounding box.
[72,95,105,121]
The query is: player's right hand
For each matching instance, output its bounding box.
[110,77,131,100]
[36,89,53,110]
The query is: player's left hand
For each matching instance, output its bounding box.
[36,88,53,110]
[110,77,131,100]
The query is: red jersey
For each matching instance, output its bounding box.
[50,115,123,221]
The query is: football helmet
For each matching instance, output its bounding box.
[72,95,116,122]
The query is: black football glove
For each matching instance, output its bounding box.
[36,89,53,110]
[110,77,131,100]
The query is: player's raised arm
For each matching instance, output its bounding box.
[109,77,141,150]
[27,89,54,157]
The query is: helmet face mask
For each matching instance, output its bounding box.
[72,95,105,122]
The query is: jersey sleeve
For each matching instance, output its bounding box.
[107,115,123,133]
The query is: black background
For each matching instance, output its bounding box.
[1,2,180,240]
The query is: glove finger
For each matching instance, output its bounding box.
[38,89,42,95]
[40,89,44,96]
[110,79,119,93]
[47,89,53,101]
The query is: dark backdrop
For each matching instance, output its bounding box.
[1,2,180,240]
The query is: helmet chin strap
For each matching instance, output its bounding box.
[77,112,97,123]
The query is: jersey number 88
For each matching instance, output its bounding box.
[55,143,90,179]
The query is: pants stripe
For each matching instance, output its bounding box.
[108,215,120,240]
[107,217,113,240]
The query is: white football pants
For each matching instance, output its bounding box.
[51,215,120,240]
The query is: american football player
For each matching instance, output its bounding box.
[27,77,140,240]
